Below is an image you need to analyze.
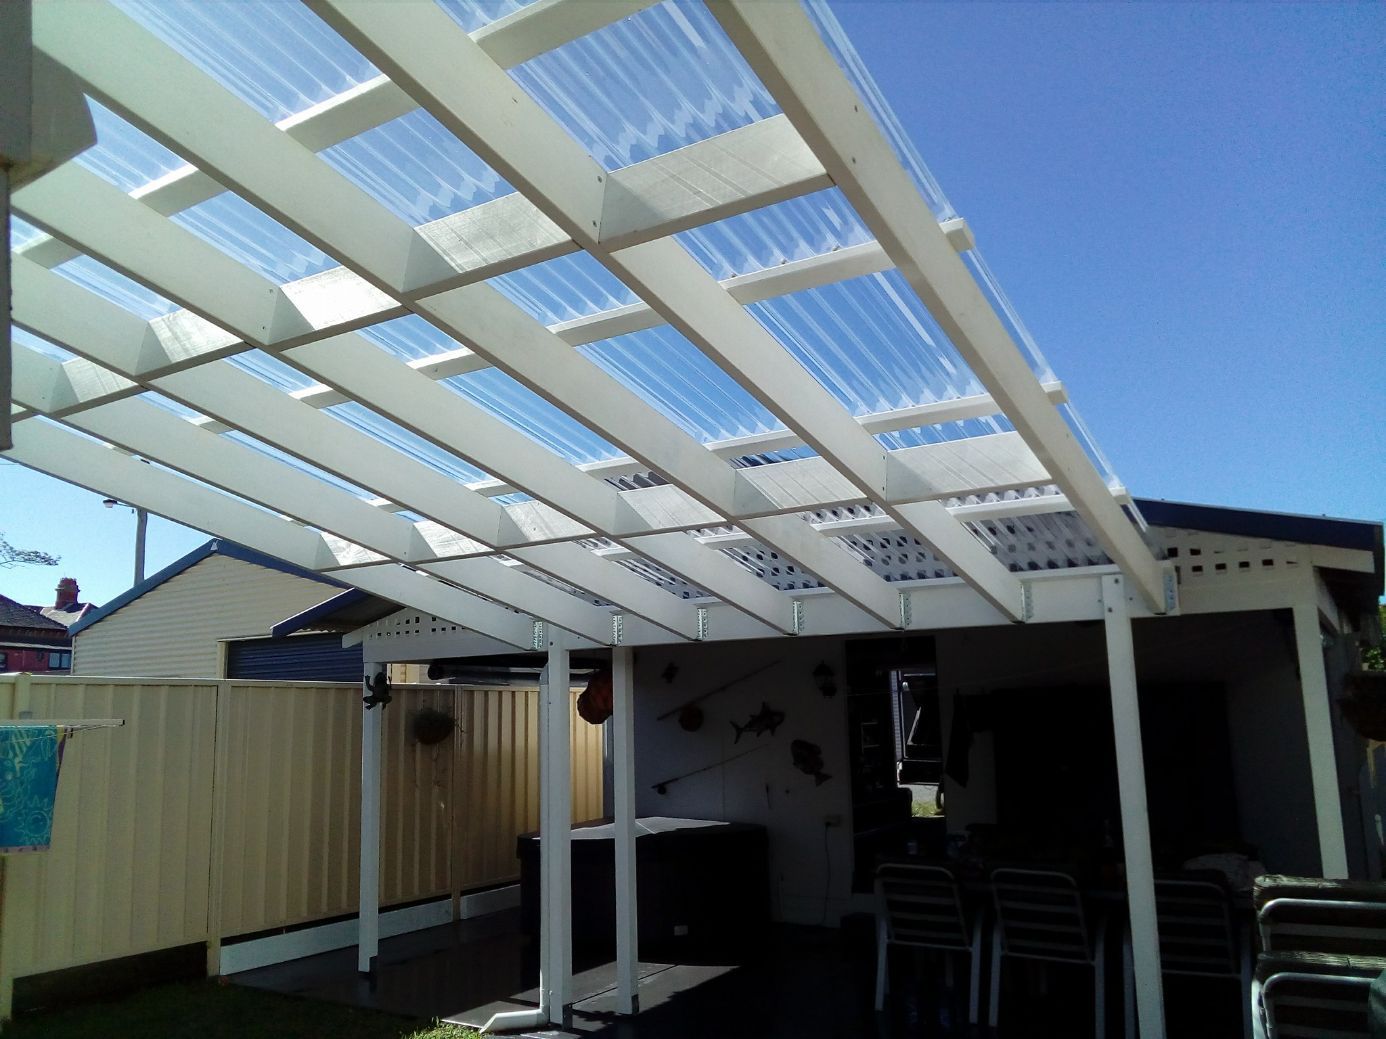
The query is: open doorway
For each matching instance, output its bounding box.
[845,637,941,891]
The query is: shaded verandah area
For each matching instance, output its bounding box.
[4,0,1382,1035]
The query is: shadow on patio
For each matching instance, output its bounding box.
[229,910,1244,1038]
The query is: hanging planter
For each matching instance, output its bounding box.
[1339,672,1386,741]
[411,707,456,746]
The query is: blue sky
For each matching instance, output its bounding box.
[3,0,1383,610]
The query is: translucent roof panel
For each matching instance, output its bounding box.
[226,351,321,394]
[113,0,378,122]
[578,326,782,445]
[221,429,375,500]
[51,255,179,320]
[75,99,190,192]
[170,193,336,284]
[962,251,1055,382]
[676,190,871,282]
[490,252,638,325]
[747,269,989,415]
[12,327,77,363]
[325,402,493,486]
[9,216,43,251]
[501,0,780,171]
[434,0,540,34]
[802,0,956,222]
[442,369,620,466]
[361,315,621,464]
[319,109,514,227]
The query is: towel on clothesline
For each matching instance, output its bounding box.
[0,725,68,853]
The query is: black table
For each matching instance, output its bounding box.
[518,817,770,960]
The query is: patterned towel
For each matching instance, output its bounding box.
[0,725,68,853]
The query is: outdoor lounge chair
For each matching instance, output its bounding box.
[874,862,983,1026]
[1251,876,1386,1038]
[989,868,1110,1039]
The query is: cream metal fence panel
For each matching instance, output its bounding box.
[0,675,605,1015]
[0,675,219,1007]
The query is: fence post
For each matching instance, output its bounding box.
[205,681,233,976]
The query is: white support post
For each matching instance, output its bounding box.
[611,646,639,1015]
[1291,600,1350,878]
[358,661,386,976]
[542,634,573,1027]
[1101,575,1165,1039]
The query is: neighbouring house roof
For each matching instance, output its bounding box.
[70,539,345,637]
[271,588,401,639]
[0,595,70,635]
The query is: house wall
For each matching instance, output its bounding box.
[632,637,855,927]
[936,610,1319,875]
[71,555,335,678]
[629,609,1322,930]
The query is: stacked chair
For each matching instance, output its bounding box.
[874,863,985,1027]
[1252,875,1386,1038]
[989,868,1111,1039]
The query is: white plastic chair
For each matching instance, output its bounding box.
[989,868,1109,1039]
[874,862,984,1026]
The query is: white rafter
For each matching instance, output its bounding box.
[705,0,1166,612]
[3,0,1164,649]
[3,420,540,649]
[309,0,1026,622]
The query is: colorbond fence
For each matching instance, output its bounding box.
[0,674,603,1019]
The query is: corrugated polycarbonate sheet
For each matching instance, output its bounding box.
[319,108,514,227]
[579,326,782,445]
[499,1,780,171]
[6,0,1152,635]
[113,0,378,123]
[51,254,180,320]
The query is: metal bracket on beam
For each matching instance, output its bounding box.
[531,620,546,651]
[610,612,624,646]
[898,590,912,630]
[695,606,709,641]
[791,599,805,635]
[1020,583,1034,623]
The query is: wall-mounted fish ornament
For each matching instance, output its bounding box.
[731,702,785,743]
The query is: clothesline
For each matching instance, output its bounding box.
[0,719,124,732]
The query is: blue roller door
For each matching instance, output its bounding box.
[225,633,363,682]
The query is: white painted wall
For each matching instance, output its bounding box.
[633,637,855,926]
[72,554,337,678]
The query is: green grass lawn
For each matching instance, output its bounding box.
[5,979,481,1039]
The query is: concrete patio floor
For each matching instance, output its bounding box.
[229,909,1242,1038]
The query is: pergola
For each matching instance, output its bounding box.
[1,1,1354,1034]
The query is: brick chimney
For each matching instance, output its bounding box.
[55,577,80,610]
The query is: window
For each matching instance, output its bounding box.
[48,651,72,669]
[0,651,7,671]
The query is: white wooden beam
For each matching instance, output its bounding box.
[358,661,385,975]
[1101,574,1166,1039]
[310,0,1021,623]
[611,646,639,1016]
[18,0,660,270]
[42,394,617,644]
[2,418,330,570]
[707,0,1166,612]
[473,0,659,69]
[1291,595,1350,878]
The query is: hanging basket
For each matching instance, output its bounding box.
[1339,672,1386,741]
[411,707,456,746]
